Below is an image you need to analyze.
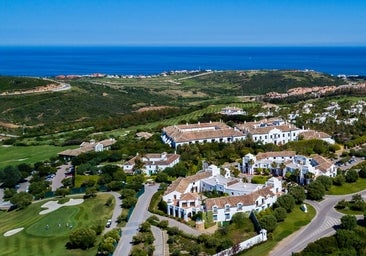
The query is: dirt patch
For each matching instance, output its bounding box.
[0,121,19,129]
[136,106,175,112]
[3,227,24,237]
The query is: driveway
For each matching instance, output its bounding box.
[113,184,159,256]
[103,191,122,233]
[271,189,366,256]
[52,164,71,191]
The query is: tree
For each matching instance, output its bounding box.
[340,215,357,230]
[316,176,333,191]
[189,244,201,256]
[259,214,277,232]
[359,167,366,178]
[273,207,287,222]
[307,180,325,200]
[55,188,70,197]
[345,169,359,183]
[155,172,169,183]
[276,194,296,212]
[0,166,22,188]
[69,227,96,249]
[84,187,97,198]
[98,236,115,254]
[10,192,33,209]
[231,212,247,227]
[333,174,346,186]
[288,186,306,204]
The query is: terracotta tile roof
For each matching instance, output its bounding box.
[163,122,245,143]
[205,187,275,209]
[312,155,333,173]
[58,139,116,157]
[236,118,300,135]
[164,171,212,195]
[256,151,296,161]
[126,153,180,166]
[300,130,332,140]
[180,193,199,201]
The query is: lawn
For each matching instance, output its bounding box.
[0,194,114,256]
[0,145,74,169]
[239,204,316,256]
[327,178,366,195]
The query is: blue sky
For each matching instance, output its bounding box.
[1,0,365,46]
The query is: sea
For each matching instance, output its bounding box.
[0,46,366,77]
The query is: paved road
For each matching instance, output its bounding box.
[145,212,202,236]
[113,184,159,256]
[271,189,366,256]
[151,225,169,256]
[52,164,71,191]
[103,191,122,233]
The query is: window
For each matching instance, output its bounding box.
[225,204,230,212]
[237,203,243,210]
[213,206,218,213]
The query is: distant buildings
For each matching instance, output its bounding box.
[219,106,246,116]
[58,138,116,161]
[161,121,246,148]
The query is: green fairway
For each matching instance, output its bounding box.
[26,207,79,237]
[0,145,74,169]
[0,194,114,256]
[327,178,366,195]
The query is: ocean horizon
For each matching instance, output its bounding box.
[0,46,366,77]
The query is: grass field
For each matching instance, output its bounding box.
[239,204,316,256]
[327,178,366,195]
[0,194,114,256]
[0,145,75,169]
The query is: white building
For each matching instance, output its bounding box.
[163,165,282,221]
[236,118,303,145]
[243,151,337,184]
[123,152,180,175]
[220,106,246,115]
[299,130,335,144]
[161,121,246,148]
[58,138,116,161]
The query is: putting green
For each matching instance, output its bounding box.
[26,207,79,237]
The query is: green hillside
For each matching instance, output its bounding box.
[0,70,343,135]
[0,76,50,93]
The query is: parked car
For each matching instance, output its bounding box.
[106,219,112,228]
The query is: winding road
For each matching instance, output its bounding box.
[271,189,366,256]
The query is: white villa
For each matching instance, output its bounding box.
[219,106,246,115]
[163,165,282,222]
[161,121,246,148]
[235,118,303,145]
[58,138,116,161]
[123,152,180,175]
[243,151,337,184]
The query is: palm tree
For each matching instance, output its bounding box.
[279,162,286,177]
[248,158,255,175]
[271,161,278,176]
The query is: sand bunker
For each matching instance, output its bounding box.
[39,198,84,215]
[4,227,24,237]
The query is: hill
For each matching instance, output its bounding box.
[0,70,344,135]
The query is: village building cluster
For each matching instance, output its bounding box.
[162,164,282,222]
